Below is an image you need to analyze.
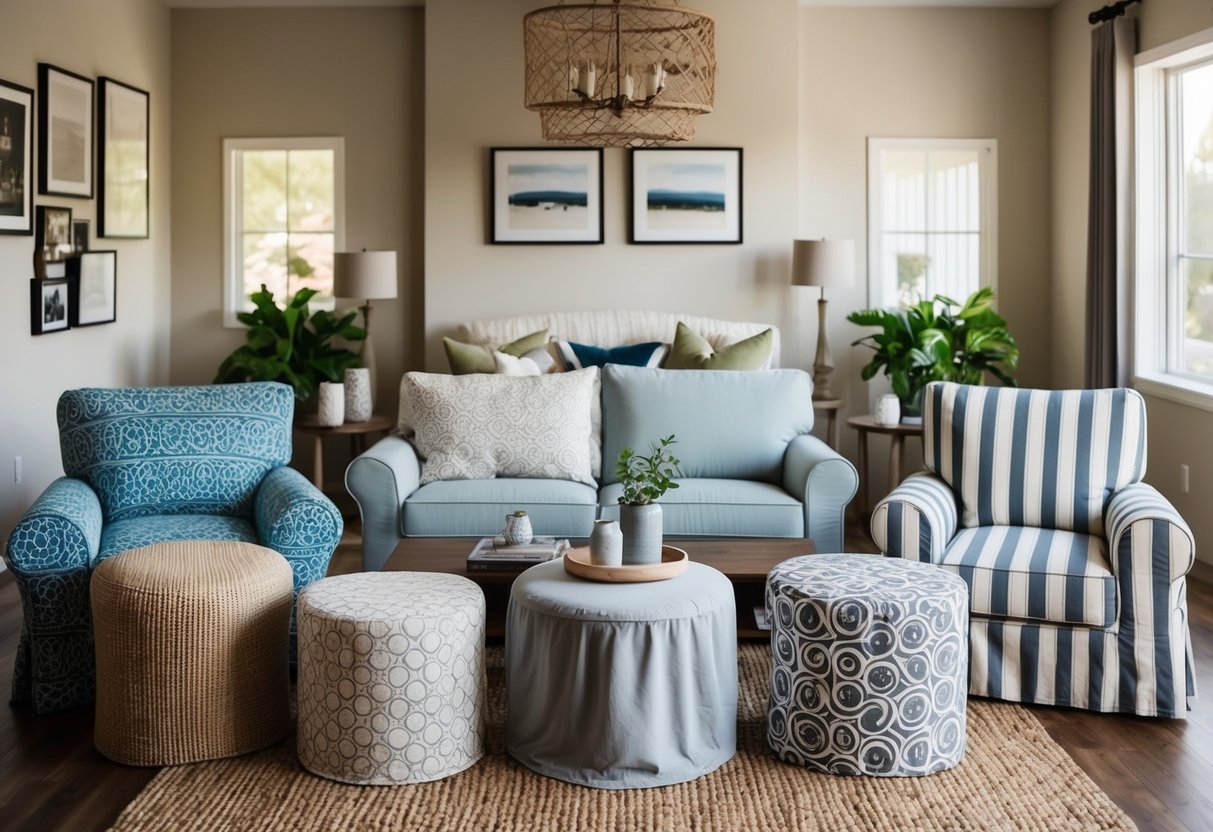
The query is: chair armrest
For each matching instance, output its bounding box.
[4,477,102,573]
[871,472,958,564]
[783,433,858,554]
[255,466,343,588]
[1106,483,1195,585]
[346,434,422,571]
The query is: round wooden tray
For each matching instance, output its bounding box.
[562,545,688,583]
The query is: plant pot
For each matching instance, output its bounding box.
[899,388,924,425]
[619,503,662,565]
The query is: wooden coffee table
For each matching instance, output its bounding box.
[382,537,817,639]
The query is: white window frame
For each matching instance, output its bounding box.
[866,137,998,308]
[222,136,346,328]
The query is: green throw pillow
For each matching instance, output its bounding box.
[443,329,549,374]
[664,322,773,370]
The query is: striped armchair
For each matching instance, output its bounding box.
[871,382,1196,718]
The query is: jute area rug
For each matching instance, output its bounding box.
[109,645,1135,832]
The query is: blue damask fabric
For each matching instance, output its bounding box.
[5,382,342,715]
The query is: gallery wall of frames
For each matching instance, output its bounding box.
[1,63,148,336]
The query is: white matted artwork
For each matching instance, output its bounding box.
[99,77,149,238]
[38,63,94,198]
[68,250,117,327]
[30,278,70,335]
[491,148,603,244]
[629,147,742,244]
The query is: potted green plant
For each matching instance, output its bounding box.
[214,284,366,404]
[615,434,680,565]
[846,287,1019,422]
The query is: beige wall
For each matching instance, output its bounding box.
[169,7,425,418]
[423,0,801,372]
[0,0,171,541]
[800,6,1053,485]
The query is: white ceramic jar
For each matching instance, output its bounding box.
[874,394,901,427]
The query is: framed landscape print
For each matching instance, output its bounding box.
[68,250,117,326]
[30,278,70,335]
[36,205,73,263]
[490,147,603,244]
[0,78,33,235]
[38,63,94,198]
[98,77,149,238]
[629,147,743,244]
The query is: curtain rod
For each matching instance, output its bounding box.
[1090,0,1140,25]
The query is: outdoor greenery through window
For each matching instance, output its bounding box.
[223,138,344,326]
[867,138,997,309]
[1174,61,1213,378]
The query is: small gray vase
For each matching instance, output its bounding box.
[619,503,662,565]
[589,519,623,566]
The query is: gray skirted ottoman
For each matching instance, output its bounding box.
[766,554,969,777]
[506,558,737,789]
[296,572,486,785]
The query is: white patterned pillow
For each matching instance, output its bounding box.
[402,368,598,487]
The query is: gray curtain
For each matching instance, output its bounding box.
[1085,16,1135,389]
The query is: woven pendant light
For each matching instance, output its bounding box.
[524,0,716,147]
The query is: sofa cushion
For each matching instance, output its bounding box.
[941,525,1116,628]
[404,479,598,538]
[98,515,259,562]
[600,365,812,484]
[598,479,804,538]
[443,329,548,374]
[402,368,598,487]
[663,322,773,370]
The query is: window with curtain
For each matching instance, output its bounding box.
[866,138,997,308]
[1135,33,1213,406]
[222,137,345,327]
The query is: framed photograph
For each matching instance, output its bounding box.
[38,63,94,198]
[68,250,117,327]
[30,278,70,335]
[37,205,73,262]
[0,78,34,235]
[72,218,90,252]
[490,147,603,244]
[98,77,149,238]
[629,147,743,244]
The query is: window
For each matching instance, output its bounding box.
[867,138,997,308]
[223,137,345,326]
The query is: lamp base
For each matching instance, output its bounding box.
[811,295,836,401]
[360,302,377,411]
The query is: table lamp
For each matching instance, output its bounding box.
[792,239,855,401]
[334,250,398,409]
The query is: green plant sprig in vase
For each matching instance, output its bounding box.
[615,434,679,566]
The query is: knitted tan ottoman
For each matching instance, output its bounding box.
[90,541,293,766]
[296,572,486,785]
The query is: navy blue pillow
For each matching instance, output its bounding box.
[556,340,669,370]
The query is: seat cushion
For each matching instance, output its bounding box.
[941,526,1116,628]
[98,515,260,562]
[403,478,598,538]
[598,479,803,538]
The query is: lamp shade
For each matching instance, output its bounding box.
[792,239,855,289]
[333,250,398,300]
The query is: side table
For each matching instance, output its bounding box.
[811,398,843,451]
[294,414,393,491]
[847,415,922,515]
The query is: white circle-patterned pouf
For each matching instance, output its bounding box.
[766,554,969,777]
[296,572,486,785]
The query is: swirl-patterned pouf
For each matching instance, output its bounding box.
[296,572,486,785]
[766,554,968,777]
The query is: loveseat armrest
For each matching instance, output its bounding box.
[346,434,422,571]
[5,477,102,574]
[871,472,958,564]
[783,434,858,554]
[1106,483,1195,585]
[254,466,344,590]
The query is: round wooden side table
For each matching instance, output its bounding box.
[847,415,923,516]
[294,414,394,491]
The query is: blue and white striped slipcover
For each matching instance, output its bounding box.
[871,382,1196,718]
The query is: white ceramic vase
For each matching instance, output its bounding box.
[344,368,372,423]
[589,519,623,566]
[502,511,533,546]
[317,382,345,427]
[874,394,901,427]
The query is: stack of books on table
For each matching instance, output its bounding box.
[466,537,571,572]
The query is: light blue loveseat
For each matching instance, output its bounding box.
[347,365,858,571]
[4,382,343,714]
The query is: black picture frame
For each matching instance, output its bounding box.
[72,218,89,252]
[67,250,117,327]
[98,77,149,238]
[31,277,70,335]
[490,147,604,244]
[36,204,73,263]
[0,77,34,235]
[38,63,94,198]
[629,147,743,245]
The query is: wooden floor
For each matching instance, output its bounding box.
[1,521,1211,831]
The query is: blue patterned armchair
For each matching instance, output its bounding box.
[871,382,1196,718]
[4,382,343,714]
